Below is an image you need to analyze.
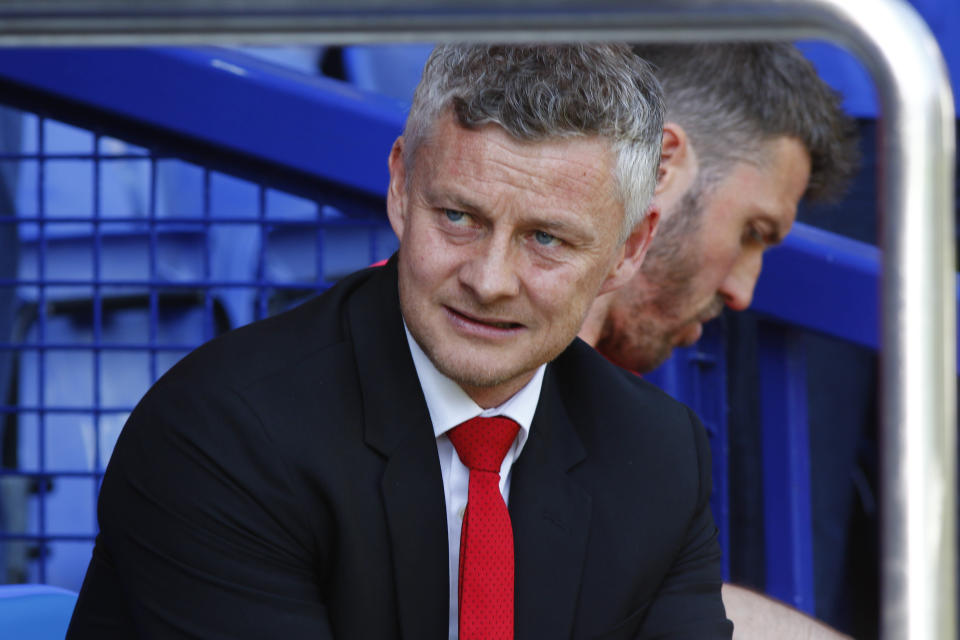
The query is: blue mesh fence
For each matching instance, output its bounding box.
[0,108,397,590]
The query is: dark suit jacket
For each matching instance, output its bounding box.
[67,258,732,639]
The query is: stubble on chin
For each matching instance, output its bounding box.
[594,300,673,374]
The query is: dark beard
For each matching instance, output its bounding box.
[594,181,711,373]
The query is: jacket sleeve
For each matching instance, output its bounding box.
[66,380,335,640]
[635,407,733,639]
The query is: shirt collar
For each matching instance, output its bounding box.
[403,321,543,449]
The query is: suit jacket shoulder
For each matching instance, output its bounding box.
[508,338,730,639]
[69,260,445,639]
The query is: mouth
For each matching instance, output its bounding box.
[675,304,722,348]
[444,306,524,333]
[676,322,704,348]
[700,298,725,323]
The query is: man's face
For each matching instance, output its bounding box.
[596,135,810,373]
[388,112,648,407]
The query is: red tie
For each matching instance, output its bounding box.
[448,416,520,640]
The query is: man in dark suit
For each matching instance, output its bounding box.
[67,44,732,639]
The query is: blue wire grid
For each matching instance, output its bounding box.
[0,111,397,590]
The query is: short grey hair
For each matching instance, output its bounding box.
[632,43,859,202]
[403,44,664,239]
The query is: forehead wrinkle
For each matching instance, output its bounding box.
[430,148,607,211]
[758,136,808,213]
[715,149,803,231]
[457,150,618,228]
[482,133,615,192]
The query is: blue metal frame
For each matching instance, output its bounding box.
[0,47,403,589]
[757,324,815,612]
[753,222,881,349]
[799,0,960,118]
[646,318,731,581]
[0,47,403,206]
[757,221,960,356]
[0,583,77,639]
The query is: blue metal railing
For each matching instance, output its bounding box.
[0,47,403,589]
[0,47,404,202]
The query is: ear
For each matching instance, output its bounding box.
[656,121,698,197]
[386,136,408,241]
[598,205,660,296]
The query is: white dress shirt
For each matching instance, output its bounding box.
[403,323,545,640]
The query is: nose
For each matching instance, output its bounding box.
[719,249,763,311]
[458,239,521,303]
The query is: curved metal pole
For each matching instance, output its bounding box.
[834,6,957,640]
[0,0,955,637]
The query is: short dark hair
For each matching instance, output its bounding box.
[632,42,859,202]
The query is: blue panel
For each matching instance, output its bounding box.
[754,223,879,348]
[0,584,77,640]
[0,47,405,201]
[14,305,206,590]
[0,55,400,588]
[796,41,877,119]
[342,44,433,103]
[755,222,960,364]
[799,0,960,117]
[645,318,730,580]
[758,324,815,614]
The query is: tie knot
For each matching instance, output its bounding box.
[449,416,520,473]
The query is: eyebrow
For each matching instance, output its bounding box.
[445,193,484,215]
[527,216,591,240]
[422,186,481,214]
[428,188,594,242]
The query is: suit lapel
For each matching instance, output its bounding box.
[510,366,591,640]
[348,260,449,640]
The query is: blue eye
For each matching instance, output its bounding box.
[534,230,559,246]
[445,209,466,223]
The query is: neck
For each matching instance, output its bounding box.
[460,371,535,409]
[579,292,614,348]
